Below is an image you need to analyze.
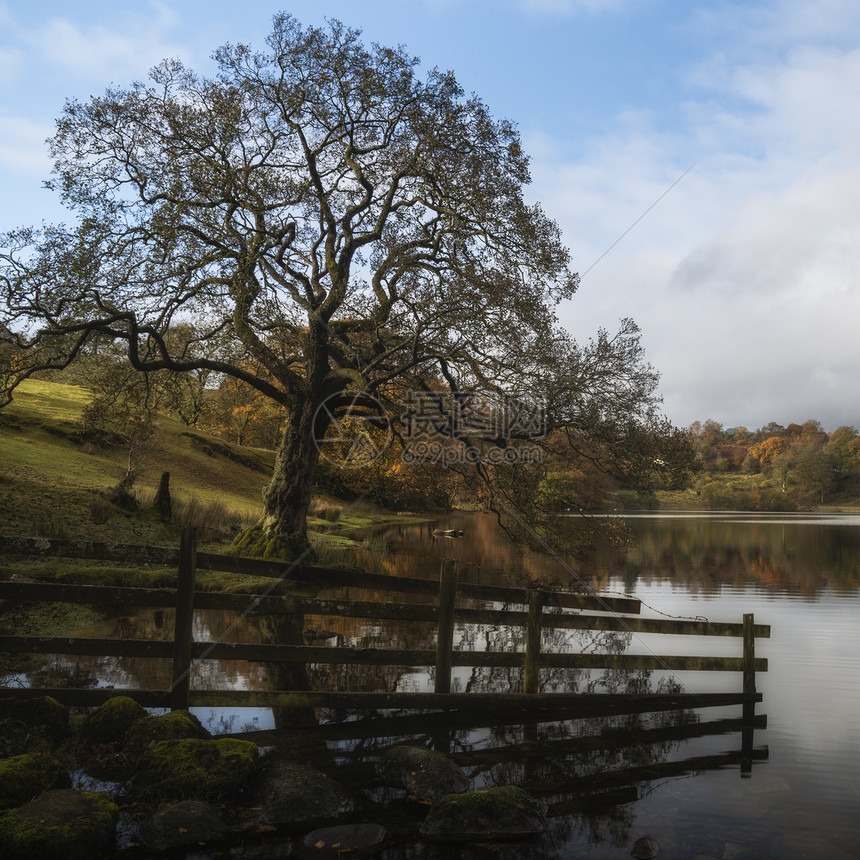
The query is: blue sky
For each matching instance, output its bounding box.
[2,0,860,430]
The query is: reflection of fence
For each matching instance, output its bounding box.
[0,528,769,724]
[254,703,769,796]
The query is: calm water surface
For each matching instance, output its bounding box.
[20,511,860,859]
[373,511,860,858]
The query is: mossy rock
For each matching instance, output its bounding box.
[77,696,148,747]
[376,745,469,802]
[132,738,259,802]
[0,754,71,810]
[122,709,210,757]
[0,697,69,755]
[253,760,354,829]
[0,789,118,860]
[419,785,545,842]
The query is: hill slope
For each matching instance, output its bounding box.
[0,379,273,543]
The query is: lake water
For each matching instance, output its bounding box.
[19,511,860,859]
[351,510,860,859]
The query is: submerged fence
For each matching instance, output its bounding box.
[0,528,769,719]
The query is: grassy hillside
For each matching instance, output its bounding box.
[0,378,277,544]
[0,378,429,552]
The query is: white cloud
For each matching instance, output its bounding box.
[690,0,860,53]
[527,0,860,429]
[518,0,638,15]
[20,2,186,82]
[0,116,53,174]
[0,46,22,86]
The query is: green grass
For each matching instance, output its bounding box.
[0,378,432,556]
[0,379,271,544]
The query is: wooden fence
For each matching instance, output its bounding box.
[0,528,769,719]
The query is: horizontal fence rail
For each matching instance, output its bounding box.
[0,529,770,717]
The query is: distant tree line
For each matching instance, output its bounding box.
[688,418,860,508]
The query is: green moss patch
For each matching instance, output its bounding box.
[132,738,259,801]
[0,754,71,810]
[77,696,148,747]
[122,709,210,758]
[0,697,70,757]
[228,526,299,560]
[0,789,118,860]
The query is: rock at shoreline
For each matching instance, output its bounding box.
[77,696,148,747]
[132,737,258,801]
[299,823,388,859]
[0,753,71,810]
[376,744,469,802]
[122,709,211,757]
[419,785,545,841]
[631,835,660,858]
[0,789,118,860]
[253,760,354,829]
[138,799,229,851]
[0,696,70,755]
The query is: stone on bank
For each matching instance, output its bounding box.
[76,696,148,747]
[0,789,118,860]
[137,799,229,851]
[0,753,71,811]
[131,737,259,801]
[376,744,469,802]
[253,760,355,829]
[419,785,545,842]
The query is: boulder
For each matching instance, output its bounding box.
[376,744,469,802]
[419,785,545,842]
[122,709,210,757]
[0,697,69,755]
[0,753,71,811]
[253,760,354,829]
[299,823,387,859]
[132,738,258,802]
[77,696,148,747]
[632,835,660,859]
[0,789,118,860]
[138,799,229,851]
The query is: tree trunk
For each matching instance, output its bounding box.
[260,393,328,552]
[258,320,336,555]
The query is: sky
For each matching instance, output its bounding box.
[1,0,859,431]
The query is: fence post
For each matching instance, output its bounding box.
[741,612,756,776]
[171,527,197,711]
[524,589,544,694]
[435,559,457,694]
[742,612,757,696]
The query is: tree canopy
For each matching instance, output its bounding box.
[0,13,684,555]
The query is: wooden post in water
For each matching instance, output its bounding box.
[741,612,756,776]
[171,527,197,710]
[524,590,544,694]
[435,560,457,694]
[742,613,756,696]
